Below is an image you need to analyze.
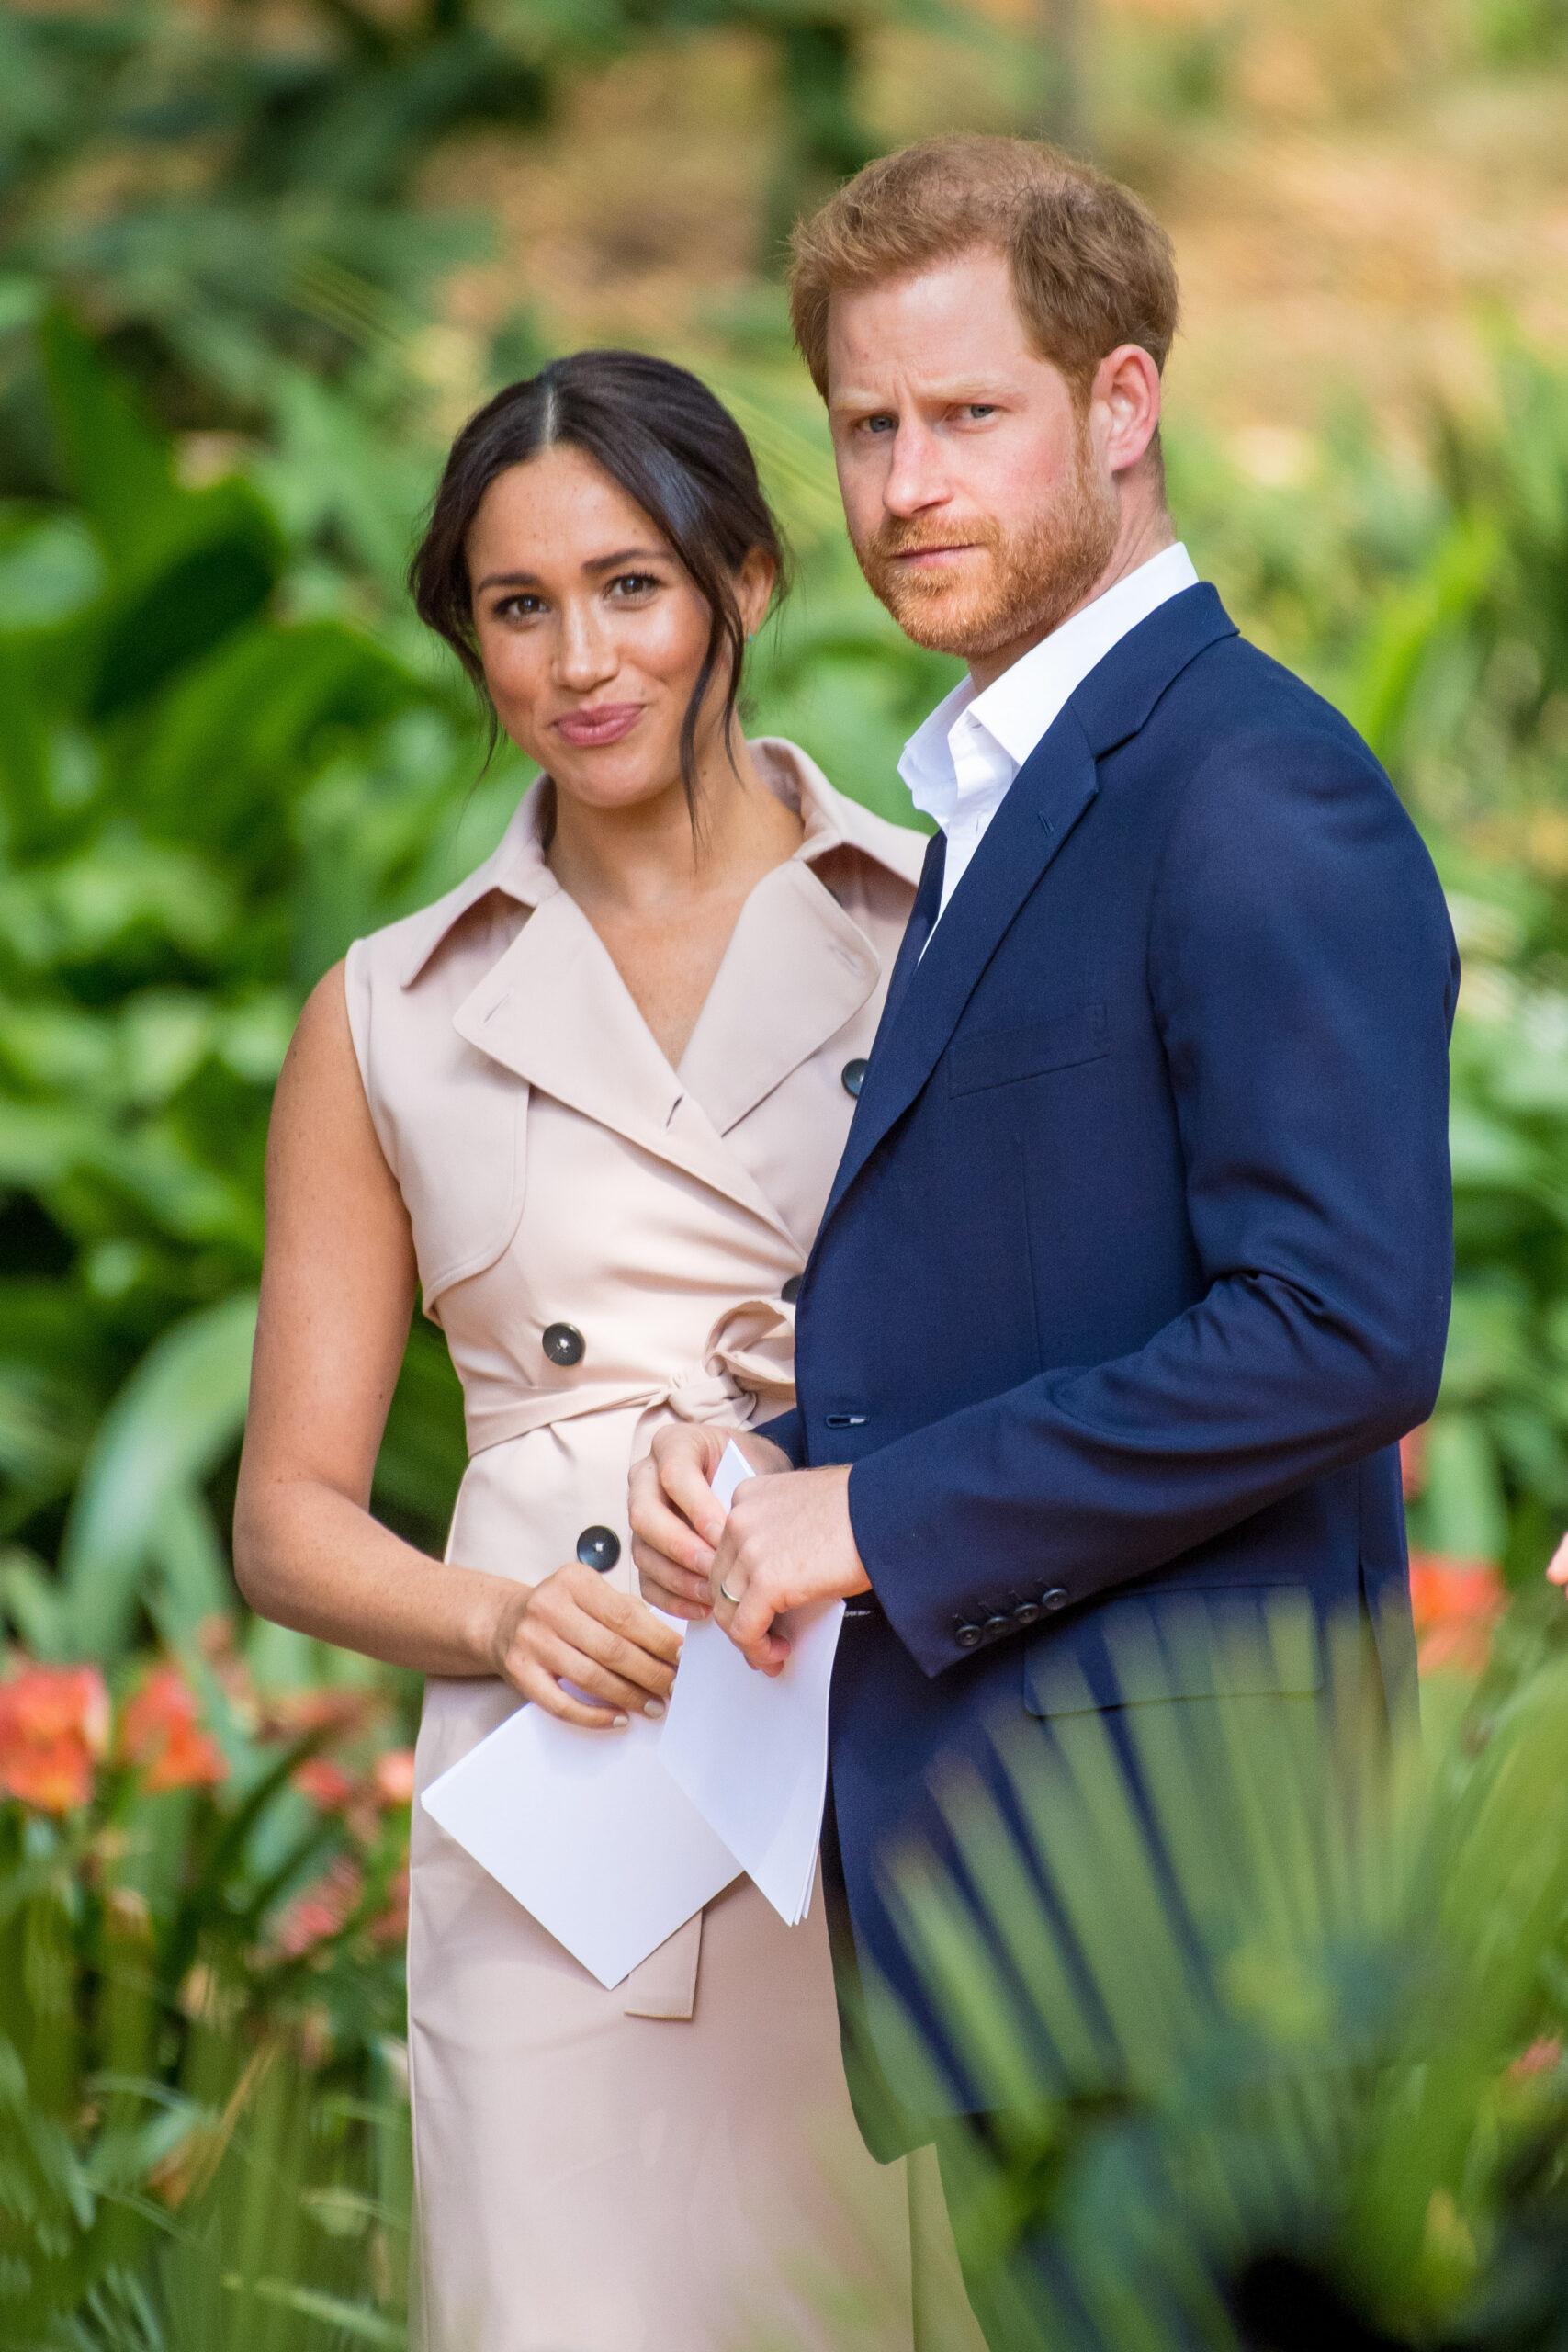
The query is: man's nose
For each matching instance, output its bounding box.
[882,417,949,517]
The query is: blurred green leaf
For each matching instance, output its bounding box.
[54,1292,258,1657]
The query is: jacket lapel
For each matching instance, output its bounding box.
[819,583,1240,1231]
[822,714,1099,1227]
[877,830,945,1037]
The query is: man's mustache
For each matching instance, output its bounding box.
[863,516,1000,561]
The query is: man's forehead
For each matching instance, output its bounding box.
[823,252,1036,387]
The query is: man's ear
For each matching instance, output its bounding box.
[1093,344,1162,480]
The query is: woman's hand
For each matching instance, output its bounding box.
[491,1561,683,1729]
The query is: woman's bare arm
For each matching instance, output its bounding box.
[232,964,679,1724]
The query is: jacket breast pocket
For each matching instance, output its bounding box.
[948,1002,1108,1097]
[1022,1584,1322,1718]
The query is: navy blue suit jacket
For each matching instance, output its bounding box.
[762,584,1458,2125]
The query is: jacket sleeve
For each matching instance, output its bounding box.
[847,728,1460,1678]
[754,1405,807,1467]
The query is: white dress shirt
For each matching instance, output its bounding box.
[899,541,1200,933]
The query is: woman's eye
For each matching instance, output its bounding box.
[607,572,660,599]
[494,594,545,620]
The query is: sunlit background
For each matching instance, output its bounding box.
[2,3,1568,2342]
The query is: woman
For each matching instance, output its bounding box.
[234,352,983,2352]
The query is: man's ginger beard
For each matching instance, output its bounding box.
[851,414,1121,662]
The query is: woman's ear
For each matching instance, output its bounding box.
[738,548,777,640]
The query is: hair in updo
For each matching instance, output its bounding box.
[410,349,788,810]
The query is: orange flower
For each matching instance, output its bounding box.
[0,1662,109,1814]
[119,1664,228,1794]
[1408,1553,1506,1677]
[294,1757,358,1812]
[372,1748,416,1808]
[274,1855,363,1957]
[1510,2036,1562,2082]
[371,1864,410,1948]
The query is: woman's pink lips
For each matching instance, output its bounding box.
[553,703,645,747]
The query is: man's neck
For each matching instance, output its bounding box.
[967,504,1178,695]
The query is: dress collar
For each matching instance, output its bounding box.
[396,736,922,989]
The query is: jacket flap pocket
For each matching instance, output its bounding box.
[1023,1586,1321,1719]
[949,1002,1107,1096]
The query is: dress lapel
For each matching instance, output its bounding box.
[820,583,1240,1232]
[452,886,799,1246]
[431,735,933,1247]
[676,859,881,1135]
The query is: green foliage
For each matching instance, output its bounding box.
[1471,0,1568,63]
[0,0,923,425]
[0,1654,413,2348]
[878,1597,1568,2350]
[0,311,478,1661]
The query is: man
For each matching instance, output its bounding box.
[630,129,1456,2299]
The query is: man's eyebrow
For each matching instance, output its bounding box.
[473,547,670,594]
[828,383,1010,414]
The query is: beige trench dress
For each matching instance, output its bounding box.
[344,743,985,2352]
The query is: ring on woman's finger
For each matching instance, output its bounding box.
[718,1578,742,1606]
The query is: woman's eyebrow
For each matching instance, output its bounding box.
[581,546,669,574]
[473,569,542,593]
[473,547,669,594]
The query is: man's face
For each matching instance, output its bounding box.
[825,246,1120,674]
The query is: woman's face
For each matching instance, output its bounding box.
[466,444,768,813]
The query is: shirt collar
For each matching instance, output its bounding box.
[898,541,1200,828]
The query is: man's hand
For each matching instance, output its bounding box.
[707,1464,870,1676]
[629,1424,791,1620]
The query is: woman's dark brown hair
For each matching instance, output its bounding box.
[411,349,788,810]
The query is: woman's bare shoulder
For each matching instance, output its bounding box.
[272,961,384,1172]
[282,959,352,1085]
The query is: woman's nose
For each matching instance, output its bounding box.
[555,604,617,691]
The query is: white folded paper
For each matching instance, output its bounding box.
[658,1442,844,1927]
[419,1695,741,1991]
[421,1438,843,1978]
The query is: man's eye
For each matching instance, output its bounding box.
[861,414,896,435]
[964,403,998,420]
